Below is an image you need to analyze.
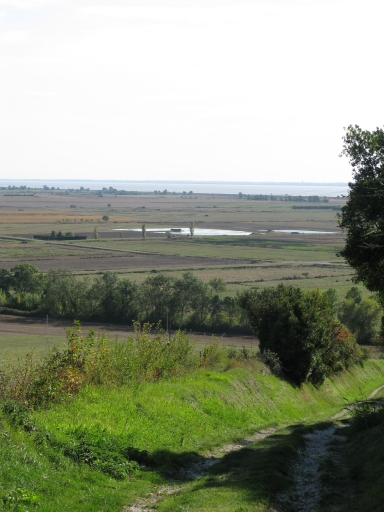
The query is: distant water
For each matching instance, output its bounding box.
[0,179,349,197]
[114,228,252,236]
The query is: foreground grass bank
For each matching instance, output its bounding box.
[1,359,383,511]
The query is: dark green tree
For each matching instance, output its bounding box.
[42,268,88,317]
[117,279,139,323]
[345,286,363,304]
[338,125,384,301]
[339,288,382,344]
[208,277,227,294]
[240,284,361,385]
[323,288,339,316]
[0,268,13,296]
[11,264,43,294]
[139,274,174,323]
[89,271,120,321]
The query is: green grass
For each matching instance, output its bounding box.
[0,424,157,512]
[0,333,383,512]
[0,334,67,361]
[87,237,343,262]
[7,359,378,511]
[340,416,384,511]
[155,422,330,512]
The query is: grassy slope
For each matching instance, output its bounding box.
[1,360,382,511]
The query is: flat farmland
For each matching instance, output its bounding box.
[0,314,256,360]
[0,189,354,293]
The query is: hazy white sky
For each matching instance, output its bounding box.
[0,0,383,182]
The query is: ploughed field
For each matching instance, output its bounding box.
[0,189,353,294]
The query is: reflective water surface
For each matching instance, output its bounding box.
[113,228,252,236]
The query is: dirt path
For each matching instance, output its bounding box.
[0,314,257,348]
[273,426,347,512]
[123,385,384,512]
[123,428,277,512]
[273,385,384,512]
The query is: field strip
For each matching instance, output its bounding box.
[0,235,161,257]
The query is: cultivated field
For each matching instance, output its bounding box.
[0,189,351,291]
[0,188,360,352]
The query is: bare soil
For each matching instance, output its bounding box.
[0,314,257,347]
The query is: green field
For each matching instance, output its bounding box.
[0,334,67,361]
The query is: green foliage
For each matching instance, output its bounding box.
[1,352,383,511]
[338,396,384,512]
[349,399,384,432]
[58,426,140,479]
[0,401,140,480]
[11,264,43,294]
[339,294,382,344]
[323,288,339,316]
[201,342,230,368]
[41,268,88,317]
[2,487,40,508]
[87,323,195,385]
[0,322,94,408]
[208,277,227,293]
[0,322,196,408]
[345,286,363,304]
[338,125,384,301]
[6,291,40,311]
[261,349,283,376]
[0,263,251,331]
[0,268,13,295]
[240,284,362,385]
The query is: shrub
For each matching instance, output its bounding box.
[349,400,384,431]
[240,284,362,385]
[200,342,229,368]
[339,293,382,345]
[0,321,94,408]
[261,349,283,376]
[87,323,195,385]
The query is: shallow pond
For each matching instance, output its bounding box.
[113,228,252,236]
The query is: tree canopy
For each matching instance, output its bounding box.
[240,284,361,385]
[338,125,384,300]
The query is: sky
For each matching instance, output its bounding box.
[0,0,383,183]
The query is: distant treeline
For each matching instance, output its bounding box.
[33,231,86,241]
[292,205,341,210]
[3,193,36,197]
[244,194,329,202]
[0,265,250,334]
[0,265,381,343]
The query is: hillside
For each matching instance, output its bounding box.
[1,355,383,511]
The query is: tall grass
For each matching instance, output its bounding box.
[0,321,247,409]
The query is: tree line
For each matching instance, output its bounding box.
[0,265,249,332]
[0,264,382,345]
